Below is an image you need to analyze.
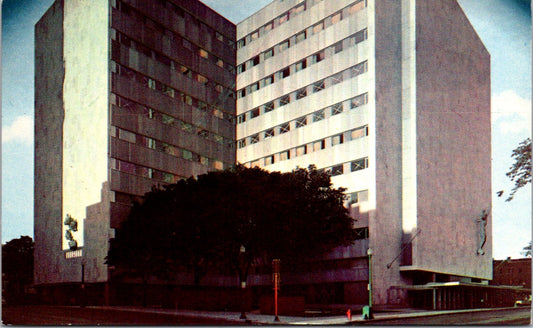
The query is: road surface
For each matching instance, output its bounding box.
[2,305,247,325]
[359,307,531,325]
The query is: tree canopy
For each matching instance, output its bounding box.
[106,164,356,286]
[2,236,34,304]
[502,138,531,201]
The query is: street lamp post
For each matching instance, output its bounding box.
[239,245,247,320]
[363,248,374,319]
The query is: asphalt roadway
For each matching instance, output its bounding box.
[2,304,531,325]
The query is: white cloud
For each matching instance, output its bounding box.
[492,90,531,135]
[2,115,34,145]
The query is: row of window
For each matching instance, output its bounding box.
[237,28,367,98]
[238,93,368,149]
[114,63,236,124]
[237,0,365,50]
[114,29,235,82]
[116,0,234,48]
[112,125,226,175]
[242,125,368,168]
[237,59,368,124]
[113,34,235,101]
[113,94,234,149]
[111,158,185,184]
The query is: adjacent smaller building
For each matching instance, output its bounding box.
[492,258,531,289]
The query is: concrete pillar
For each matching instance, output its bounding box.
[432,289,437,310]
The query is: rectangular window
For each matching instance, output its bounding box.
[216,31,224,42]
[349,189,369,205]
[239,89,246,98]
[296,88,307,100]
[264,101,275,113]
[251,134,260,144]
[238,114,246,124]
[181,121,192,132]
[215,84,224,93]
[250,82,259,93]
[291,3,305,17]
[198,48,208,59]
[164,86,175,98]
[282,67,291,78]
[279,122,290,134]
[237,63,246,74]
[351,93,368,109]
[279,40,290,51]
[351,61,368,78]
[332,134,344,146]
[295,31,306,44]
[313,110,325,122]
[330,164,343,176]
[295,59,306,72]
[331,103,343,115]
[216,58,224,68]
[279,151,290,161]
[295,116,307,128]
[264,21,274,33]
[162,113,175,125]
[334,41,343,54]
[296,145,307,156]
[330,72,343,85]
[312,21,324,34]
[213,160,223,170]
[351,157,368,172]
[214,134,224,144]
[279,95,291,106]
[238,139,247,149]
[182,149,193,160]
[350,126,368,140]
[265,155,275,165]
[352,28,368,45]
[250,30,259,41]
[312,51,325,64]
[197,129,209,139]
[181,66,192,78]
[197,74,208,85]
[313,139,325,151]
[148,78,156,90]
[252,55,260,66]
[278,12,289,25]
[264,129,275,139]
[118,129,136,143]
[251,107,260,118]
[263,75,274,86]
[264,48,274,60]
[162,172,174,183]
[331,12,342,25]
[237,39,246,49]
[313,80,325,92]
[348,1,365,15]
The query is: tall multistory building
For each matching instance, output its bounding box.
[34,0,236,296]
[235,0,491,306]
[34,0,492,308]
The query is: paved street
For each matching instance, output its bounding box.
[2,305,247,325]
[2,305,530,325]
[357,307,531,325]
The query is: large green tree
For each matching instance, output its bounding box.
[106,165,356,292]
[2,236,34,304]
[502,138,531,201]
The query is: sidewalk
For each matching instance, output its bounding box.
[86,305,521,325]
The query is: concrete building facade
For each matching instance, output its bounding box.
[34,0,236,297]
[235,0,491,306]
[35,0,491,308]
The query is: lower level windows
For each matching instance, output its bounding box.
[351,157,368,172]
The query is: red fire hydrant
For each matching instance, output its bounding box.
[346,309,352,321]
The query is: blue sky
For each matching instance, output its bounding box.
[2,0,531,260]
